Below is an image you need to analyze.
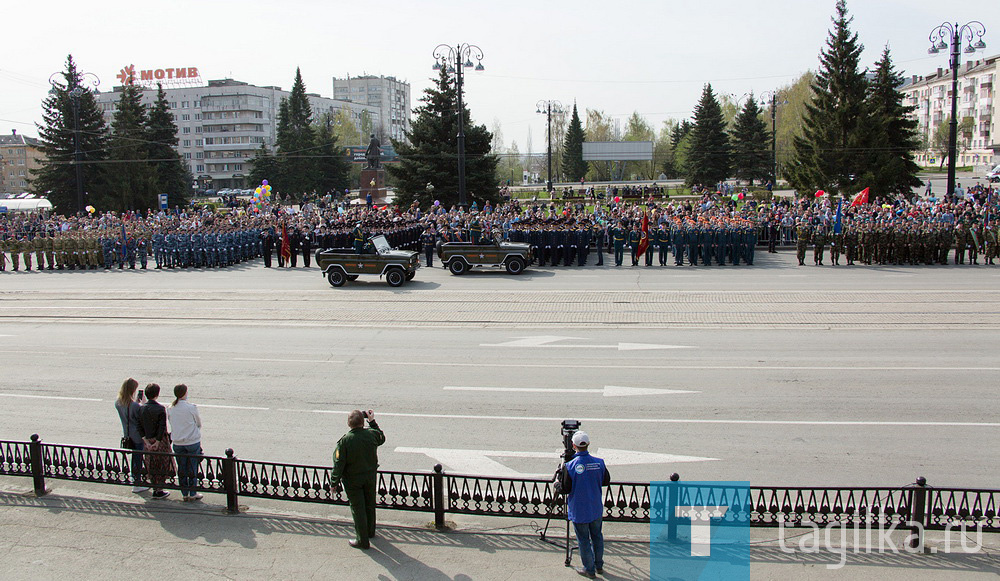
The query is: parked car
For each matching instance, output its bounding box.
[987,165,1000,183]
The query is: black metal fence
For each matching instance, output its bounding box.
[2,435,997,546]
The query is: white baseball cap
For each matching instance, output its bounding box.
[572,432,590,447]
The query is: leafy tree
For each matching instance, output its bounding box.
[653,119,678,179]
[388,66,498,208]
[561,103,587,182]
[314,118,351,195]
[931,116,975,169]
[31,55,109,213]
[248,143,280,188]
[584,109,615,181]
[623,111,655,179]
[105,81,156,211]
[864,46,922,198]
[773,72,814,178]
[730,93,772,184]
[685,83,731,187]
[325,108,361,148]
[786,0,871,195]
[147,84,190,207]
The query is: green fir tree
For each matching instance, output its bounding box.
[561,103,586,182]
[105,81,156,211]
[146,84,191,208]
[730,94,772,185]
[786,0,872,195]
[388,66,498,208]
[31,55,109,213]
[685,84,731,187]
[274,68,318,198]
[864,46,923,199]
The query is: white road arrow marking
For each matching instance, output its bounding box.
[395,446,717,477]
[481,336,693,351]
[444,386,699,397]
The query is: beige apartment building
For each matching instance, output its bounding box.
[0,131,45,194]
[902,54,998,170]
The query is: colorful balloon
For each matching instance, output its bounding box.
[261,180,268,186]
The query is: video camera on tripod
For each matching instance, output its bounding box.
[560,419,581,463]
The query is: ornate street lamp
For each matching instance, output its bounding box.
[48,70,100,215]
[432,43,485,210]
[927,21,987,199]
[535,100,564,193]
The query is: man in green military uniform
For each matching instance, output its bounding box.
[331,409,385,550]
[795,221,810,266]
[610,222,627,267]
[627,223,642,266]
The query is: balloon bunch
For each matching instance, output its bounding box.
[730,193,745,202]
[85,205,96,214]
[253,179,272,210]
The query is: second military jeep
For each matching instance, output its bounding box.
[437,234,533,275]
[315,235,419,287]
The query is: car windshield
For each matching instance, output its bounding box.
[370,234,392,254]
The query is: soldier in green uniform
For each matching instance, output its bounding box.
[10,237,21,271]
[829,228,843,266]
[954,224,967,265]
[627,224,642,266]
[22,235,33,271]
[812,226,826,266]
[330,409,385,550]
[844,226,858,266]
[44,233,55,270]
[34,233,46,271]
[984,224,997,265]
[795,222,810,266]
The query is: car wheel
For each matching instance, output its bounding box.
[505,257,526,275]
[347,275,359,281]
[386,268,405,287]
[327,270,346,287]
[448,260,467,275]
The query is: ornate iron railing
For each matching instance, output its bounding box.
[1,435,997,546]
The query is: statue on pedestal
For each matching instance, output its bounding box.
[364,134,381,170]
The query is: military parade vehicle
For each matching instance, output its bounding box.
[437,234,533,275]
[316,235,419,287]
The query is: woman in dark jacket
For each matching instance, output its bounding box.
[138,383,172,499]
[115,378,146,493]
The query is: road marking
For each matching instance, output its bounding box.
[302,409,1000,428]
[199,404,270,411]
[481,335,693,351]
[395,446,716,477]
[99,353,202,360]
[0,393,103,402]
[0,335,16,337]
[444,385,699,397]
[386,362,1000,371]
[0,350,67,355]
[232,358,343,364]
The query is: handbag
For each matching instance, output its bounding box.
[120,436,134,450]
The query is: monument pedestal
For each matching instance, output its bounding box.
[360,168,387,204]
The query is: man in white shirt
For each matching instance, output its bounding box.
[167,384,203,501]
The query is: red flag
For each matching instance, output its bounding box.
[814,190,825,198]
[637,211,650,258]
[280,224,291,263]
[850,187,869,207]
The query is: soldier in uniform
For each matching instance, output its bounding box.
[671,223,686,266]
[984,224,997,265]
[44,232,55,270]
[22,234,33,271]
[593,222,605,267]
[627,223,642,266]
[795,221,810,266]
[6,237,18,271]
[954,224,967,265]
[420,226,437,267]
[829,228,843,266]
[330,409,385,550]
[610,222,626,267]
[351,222,365,255]
[655,223,670,266]
[34,233,46,271]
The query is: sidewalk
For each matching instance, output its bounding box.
[0,481,997,580]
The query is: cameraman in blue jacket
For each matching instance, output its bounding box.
[558,432,611,578]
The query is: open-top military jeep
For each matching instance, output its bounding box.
[437,233,533,275]
[316,235,419,287]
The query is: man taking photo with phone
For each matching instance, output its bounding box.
[331,409,385,549]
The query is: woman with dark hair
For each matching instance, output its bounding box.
[138,383,172,499]
[168,384,203,501]
[115,377,146,493]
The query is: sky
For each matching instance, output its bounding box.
[1,0,995,153]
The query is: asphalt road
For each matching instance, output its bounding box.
[1,250,998,489]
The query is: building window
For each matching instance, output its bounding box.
[170,102,177,109]
[182,101,189,108]
[183,152,192,159]
[234,164,242,171]
[195,139,203,146]
[183,140,191,147]
[194,100,201,108]
[194,113,202,120]
[195,152,204,159]
[182,127,191,134]
[196,165,204,172]
[195,126,203,133]
[181,114,190,121]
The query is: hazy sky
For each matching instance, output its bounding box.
[1,0,995,152]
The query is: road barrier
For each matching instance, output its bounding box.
[2,435,997,547]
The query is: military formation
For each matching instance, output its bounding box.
[792,222,998,266]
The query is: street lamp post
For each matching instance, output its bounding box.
[928,21,987,199]
[535,100,563,193]
[432,43,485,210]
[759,91,788,185]
[49,71,100,215]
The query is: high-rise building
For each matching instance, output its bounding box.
[332,75,411,143]
[95,79,380,191]
[0,130,44,194]
[902,54,998,169]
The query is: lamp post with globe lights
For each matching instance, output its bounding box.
[432,43,485,210]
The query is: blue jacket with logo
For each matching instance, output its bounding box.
[561,450,611,523]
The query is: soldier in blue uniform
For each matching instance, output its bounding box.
[627,224,642,266]
[655,223,670,266]
[420,226,437,267]
[152,231,165,269]
[610,222,626,267]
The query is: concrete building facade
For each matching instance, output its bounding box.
[95,79,380,191]
[0,131,45,194]
[902,54,998,169]
[332,75,411,143]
